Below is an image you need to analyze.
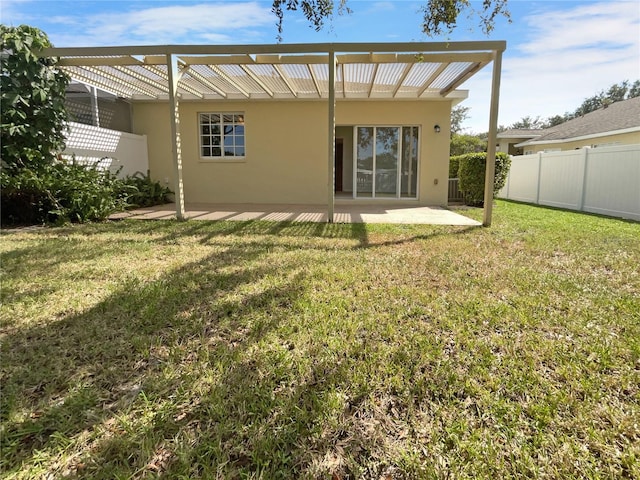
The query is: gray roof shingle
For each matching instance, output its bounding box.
[523,96,640,144]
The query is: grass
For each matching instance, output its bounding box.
[1,200,638,479]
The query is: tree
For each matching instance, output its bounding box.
[572,80,639,118]
[1,25,69,173]
[271,0,510,39]
[509,115,545,130]
[450,105,470,135]
[450,134,486,158]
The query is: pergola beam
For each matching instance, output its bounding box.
[417,63,449,97]
[178,54,255,65]
[255,54,328,64]
[440,62,487,97]
[307,64,322,98]
[58,56,144,67]
[367,63,379,97]
[42,40,507,58]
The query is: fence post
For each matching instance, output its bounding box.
[535,152,543,204]
[504,166,510,198]
[578,147,590,212]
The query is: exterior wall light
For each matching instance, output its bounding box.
[434,124,441,133]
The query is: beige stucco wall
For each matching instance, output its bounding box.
[522,131,640,154]
[132,99,452,206]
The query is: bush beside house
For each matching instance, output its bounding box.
[1,25,170,226]
[452,152,511,206]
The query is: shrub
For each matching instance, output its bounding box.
[1,157,127,225]
[449,156,460,178]
[118,172,172,208]
[1,159,173,226]
[455,152,511,206]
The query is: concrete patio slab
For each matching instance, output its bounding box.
[112,203,481,226]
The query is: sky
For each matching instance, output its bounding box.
[1,0,639,133]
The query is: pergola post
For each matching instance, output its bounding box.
[327,50,336,223]
[90,86,100,127]
[166,53,185,220]
[482,48,504,227]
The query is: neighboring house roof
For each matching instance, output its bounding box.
[497,128,542,139]
[517,96,640,146]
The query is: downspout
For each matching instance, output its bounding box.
[482,47,504,227]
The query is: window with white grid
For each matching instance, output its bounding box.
[199,113,245,158]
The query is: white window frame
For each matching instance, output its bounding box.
[198,112,245,161]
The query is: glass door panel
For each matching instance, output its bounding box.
[401,127,418,198]
[375,127,399,197]
[356,127,374,197]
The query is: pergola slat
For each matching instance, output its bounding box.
[81,66,160,98]
[240,65,274,97]
[272,64,298,98]
[439,61,487,97]
[417,62,450,97]
[392,63,415,96]
[206,64,251,98]
[181,66,228,98]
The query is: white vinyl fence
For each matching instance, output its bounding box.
[62,122,149,178]
[499,145,640,221]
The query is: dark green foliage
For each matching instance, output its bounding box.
[271,0,509,40]
[449,134,487,159]
[454,151,510,206]
[1,25,69,172]
[422,0,510,36]
[449,156,460,178]
[1,159,173,225]
[0,25,172,226]
[118,172,172,208]
[1,158,127,225]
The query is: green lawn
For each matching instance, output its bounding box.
[1,200,638,479]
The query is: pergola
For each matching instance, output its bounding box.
[42,41,505,226]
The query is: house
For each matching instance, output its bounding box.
[496,129,542,156]
[42,42,505,224]
[515,96,640,154]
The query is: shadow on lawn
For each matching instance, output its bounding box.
[1,237,309,475]
[1,225,382,478]
[1,220,480,478]
[114,218,478,250]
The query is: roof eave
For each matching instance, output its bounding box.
[515,126,640,147]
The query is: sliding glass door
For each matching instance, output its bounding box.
[354,126,419,199]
